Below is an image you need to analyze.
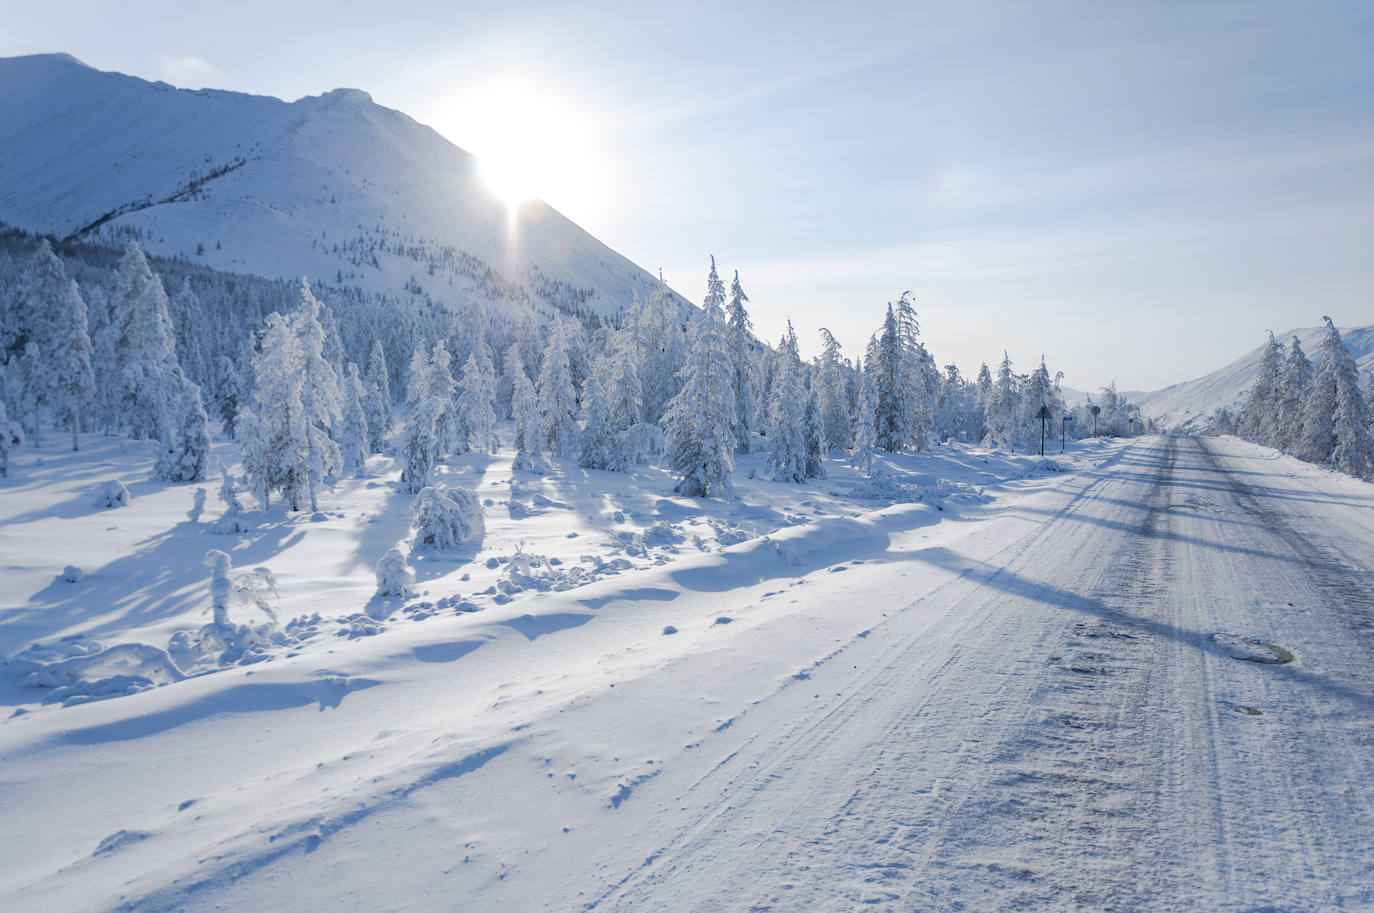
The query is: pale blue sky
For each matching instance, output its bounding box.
[5,0,1372,390]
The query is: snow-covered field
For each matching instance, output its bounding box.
[4,432,1374,911]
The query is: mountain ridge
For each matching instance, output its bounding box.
[0,52,680,322]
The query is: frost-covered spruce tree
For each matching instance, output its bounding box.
[155,382,211,483]
[538,321,579,458]
[662,268,736,498]
[457,345,498,454]
[239,313,308,509]
[13,341,46,444]
[768,321,808,483]
[602,333,651,466]
[510,358,547,473]
[850,361,877,476]
[340,362,370,478]
[406,341,456,456]
[401,396,443,494]
[363,340,393,453]
[1237,332,1284,446]
[985,352,1020,450]
[0,394,23,477]
[896,292,935,450]
[725,268,755,452]
[291,280,343,499]
[211,355,242,439]
[577,374,617,470]
[1020,357,1059,450]
[1273,336,1313,453]
[629,279,688,426]
[111,241,184,444]
[1302,318,1374,479]
[171,278,207,389]
[869,304,909,451]
[411,484,485,548]
[816,328,851,453]
[803,385,826,480]
[46,276,95,451]
[975,362,993,440]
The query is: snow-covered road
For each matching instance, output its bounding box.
[583,435,1374,912]
[4,436,1373,912]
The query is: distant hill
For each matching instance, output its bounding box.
[1134,325,1374,432]
[0,53,682,321]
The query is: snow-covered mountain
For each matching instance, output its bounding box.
[1136,324,1374,432]
[0,53,674,319]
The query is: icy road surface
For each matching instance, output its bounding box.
[4,435,1373,912]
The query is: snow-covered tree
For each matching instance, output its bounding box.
[509,357,547,473]
[816,328,851,453]
[400,395,443,494]
[1237,332,1284,446]
[363,340,393,453]
[803,385,826,480]
[869,305,908,451]
[239,313,308,510]
[215,470,251,534]
[1020,357,1060,452]
[768,321,808,482]
[577,374,617,470]
[1301,318,1374,479]
[340,362,370,477]
[410,484,485,548]
[850,361,877,476]
[456,345,498,454]
[1273,336,1313,453]
[0,394,22,477]
[662,263,737,498]
[211,355,242,439]
[47,277,95,451]
[538,321,580,458]
[984,352,1020,450]
[725,269,755,452]
[155,382,211,483]
[111,242,184,445]
[601,332,652,466]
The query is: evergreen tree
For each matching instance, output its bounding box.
[1237,332,1284,446]
[239,313,308,510]
[290,281,342,507]
[340,362,370,477]
[768,321,808,482]
[816,329,852,453]
[510,358,546,472]
[457,345,498,454]
[601,332,652,467]
[850,360,877,475]
[1302,318,1374,479]
[803,385,826,479]
[363,340,393,453]
[870,305,909,451]
[211,355,242,439]
[725,269,755,452]
[1273,337,1313,453]
[111,241,184,446]
[538,321,579,458]
[662,265,736,498]
[401,396,443,494]
[155,383,211,482]
[577,374,617,470]
[0,393,22,477]
[985,352,1020,450]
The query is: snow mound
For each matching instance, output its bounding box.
[1209,633,1295,665]
[97,480,131,508]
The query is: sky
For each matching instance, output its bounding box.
[4,0,1373,391]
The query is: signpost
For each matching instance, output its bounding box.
[1038,405,1051,456]
[1090,404,1101,437]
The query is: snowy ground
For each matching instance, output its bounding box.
[3,432,1373,911]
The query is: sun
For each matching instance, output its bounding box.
[453,79,600,220]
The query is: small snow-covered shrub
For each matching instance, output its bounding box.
[204,550,232,626]
[215,471,251,534]
[376,547,416,597]
[410,484,484,549]
[62,565,83,582]
[98,480,131,508]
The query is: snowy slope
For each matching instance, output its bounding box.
[1136,324,1374,432]
[0,53,674,319]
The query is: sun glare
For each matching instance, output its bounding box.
[455,80,600,221]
